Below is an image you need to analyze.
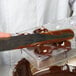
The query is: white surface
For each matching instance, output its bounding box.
[0,65,12,76]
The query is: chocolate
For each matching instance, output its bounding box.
[33,28,74,56]
[34,65,76,76]
[13,58,32,76]
[34,71,76,76]
[13,58,76,76]
[33,28,48,34]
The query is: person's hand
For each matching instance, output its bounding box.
[0,32,11,38]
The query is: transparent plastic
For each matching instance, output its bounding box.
[17,16,76,70]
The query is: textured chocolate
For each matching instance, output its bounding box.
[13,58,32,76]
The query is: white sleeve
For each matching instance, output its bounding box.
[36,0,70,26]
[72,0,76,16]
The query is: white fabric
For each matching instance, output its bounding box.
[0,0,37,33]
[0,0,71,33]
[36,0,70,26]
[0,0,74,65]
[72,0,76,16]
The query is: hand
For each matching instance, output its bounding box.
[0,32,11,38]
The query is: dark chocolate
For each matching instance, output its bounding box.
[13,58,32,76]
[34,65,76,76]
[34,71,76,76]
[13,58,76,76]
